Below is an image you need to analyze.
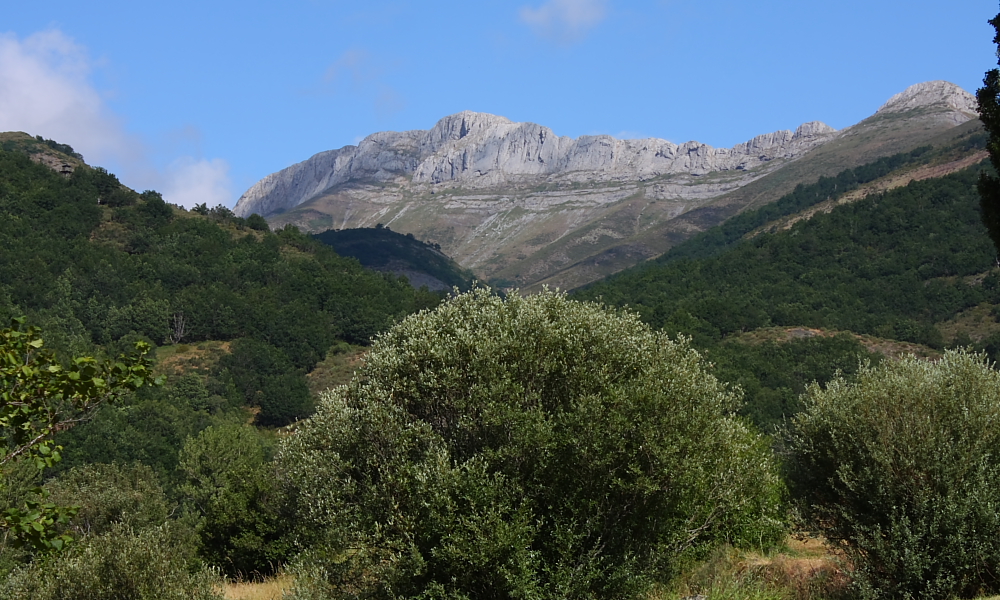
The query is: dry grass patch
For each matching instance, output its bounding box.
[306,344,366,395]
[222,574,294,600]
[654,537,849,600]
[154,340,232,379]
[936,302,1000,345]
[734,326,941,361]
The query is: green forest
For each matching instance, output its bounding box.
[3,117,1000,600]
[312,225,475,292]
[571,139,997,431]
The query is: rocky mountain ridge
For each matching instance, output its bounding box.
[235,116,839,219]
[235,81,979,290]
[876,80,978,121]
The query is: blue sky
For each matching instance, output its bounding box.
[1,0,996,208]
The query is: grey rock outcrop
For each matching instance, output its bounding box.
[234,113,838,218]
[876,80,977,117]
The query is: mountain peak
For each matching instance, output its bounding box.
[426,111,515,143]
[794,121,837,138]
[875,81,977,116]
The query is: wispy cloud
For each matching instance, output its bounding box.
[323,48,377,88]
[519,0,608,42]
[614,130,656,140]
[0,31,139,167]
[319,48,406,119]
[375,87,406,119]
[0,30,233,209]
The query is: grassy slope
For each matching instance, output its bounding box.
[0,131,86,171]
[729,326,943,361]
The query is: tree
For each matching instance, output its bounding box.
[43,462,172,542]
[784,351,1000,600]
[218,338,313,427]
[0,317,162,552]
[280,288,785,600]
[0,522,222,600]
[179,424,291,578]
[977,9,1000,254]
[245,213,270,232]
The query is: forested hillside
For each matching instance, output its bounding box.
[576,161,996,342]
[0,147,441,428]
[312,225,475,291]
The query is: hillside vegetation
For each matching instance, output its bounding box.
[569,145,1000,433]
[0,144,445,498]
[575,161,997,348]
[312,225,474,291]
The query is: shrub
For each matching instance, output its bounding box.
[45,462,171,537]
[785,350,1000,600]
[0,522,221,600]
[280,288,786,600]
[246,213,270,232]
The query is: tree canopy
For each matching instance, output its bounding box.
[785,351,1000,600]
[280,289,785,600]
[977,9,1000,254]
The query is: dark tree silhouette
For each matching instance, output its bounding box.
[977,10,1000,254]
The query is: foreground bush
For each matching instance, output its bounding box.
[785,351,1000,600]
[281,288,785,600]
[0,522,221,600]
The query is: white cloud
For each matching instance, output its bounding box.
[0,30,139,166]
[161,157,232,210]
[519,0,608,42]
[614,130,655,140]
[0,30,233,209]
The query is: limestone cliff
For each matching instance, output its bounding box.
[235,115,837,218]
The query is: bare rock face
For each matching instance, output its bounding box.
[875,81,978,125]
[234,112,838,218]
[234,81,978,291]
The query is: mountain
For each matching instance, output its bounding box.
[312,226,475,291]
[234,81,979,290]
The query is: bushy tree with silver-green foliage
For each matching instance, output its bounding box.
[280,288,786,600]
[785,351,1000,600]
[44,462,171,538]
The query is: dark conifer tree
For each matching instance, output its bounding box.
[977,10,1000,254]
